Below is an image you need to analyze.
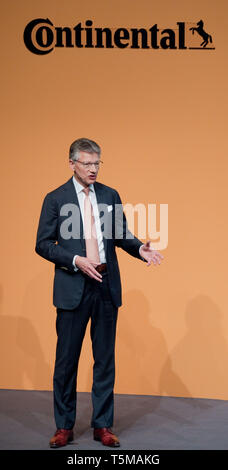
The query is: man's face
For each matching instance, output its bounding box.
[69,151,100,187]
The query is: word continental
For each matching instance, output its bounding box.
[24,18,187,55]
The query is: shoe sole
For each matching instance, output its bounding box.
[94,436,120,447]
[50,436,74,448]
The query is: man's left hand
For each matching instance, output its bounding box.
[139,241,164,266]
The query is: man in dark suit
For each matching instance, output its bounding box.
[35,137,163,448]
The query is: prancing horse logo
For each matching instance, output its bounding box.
[189,20,213,47]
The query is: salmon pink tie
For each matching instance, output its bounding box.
[83,187,100,264]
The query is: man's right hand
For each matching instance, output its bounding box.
[75,256,102,282]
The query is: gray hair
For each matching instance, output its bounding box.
[69,138,101,162]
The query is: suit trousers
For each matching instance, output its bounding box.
[53,272,118,430]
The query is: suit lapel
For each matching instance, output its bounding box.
[63,177,85,251]
[94,182,108,257]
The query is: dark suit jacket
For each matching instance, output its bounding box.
[35,177,144,309]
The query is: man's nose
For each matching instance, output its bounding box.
[90,163,98,171]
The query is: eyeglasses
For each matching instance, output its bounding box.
[75,160,103,169]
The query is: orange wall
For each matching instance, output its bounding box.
[1,0,228,400]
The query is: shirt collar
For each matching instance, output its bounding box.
[72,176,94,194]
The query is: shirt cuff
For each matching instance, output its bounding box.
[73,255,79,272]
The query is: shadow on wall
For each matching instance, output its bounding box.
[161,294,228,400]
[116,289,191,398]
[0,269,54,391]
[116,290,228,401]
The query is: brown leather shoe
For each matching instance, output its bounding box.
[49,429,74,448]
[94,427,120,447]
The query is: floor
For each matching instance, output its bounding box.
[0,390,227,450]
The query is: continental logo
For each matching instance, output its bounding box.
[23,18,215,55]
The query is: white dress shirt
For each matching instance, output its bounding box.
[72,176,106,270]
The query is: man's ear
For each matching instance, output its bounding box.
[69,159,75,172]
